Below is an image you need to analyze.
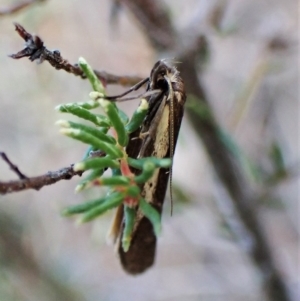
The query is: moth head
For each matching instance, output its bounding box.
[150,60,176,91]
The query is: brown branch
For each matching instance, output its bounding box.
[0,164,82,195]
[122,1,292,301]
[10,23,142,87]
[0,150,107,195]
[0,0,46,16]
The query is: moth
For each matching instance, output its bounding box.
[108,59,186,274]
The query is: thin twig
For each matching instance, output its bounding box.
[10,23,142,86]
[0,152,28,180]
[0,149,104,195]
[0,164,82,195]
[121,1,292,301]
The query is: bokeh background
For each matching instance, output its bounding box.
[0,0,298,300]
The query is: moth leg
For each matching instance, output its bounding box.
[140,96,167,140]
[143,93,164,124]
[138,96,167,156]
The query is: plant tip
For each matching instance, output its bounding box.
[89,91,103,100]
[59,128,80,135]
[78,57,87,65]
[73,162,85,171]
[139,98,149,111]
[75,184,84,193]
[55,120,70,127]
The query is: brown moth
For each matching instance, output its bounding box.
[108,60,186,274]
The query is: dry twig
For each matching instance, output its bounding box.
[0,152,82,195]
[10,23,142,87]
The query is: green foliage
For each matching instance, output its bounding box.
[122,206,136,252]
[56,103,110,127]
[57,58,169,251]
[99,98,129,147]
[125,99,149,133]
[139,198,161,236]
[78,57,105,94]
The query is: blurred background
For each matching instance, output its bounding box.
[0,0,298,300]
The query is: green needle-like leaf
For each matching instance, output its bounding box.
[139,198,161,236]
[134,161,156,184]
[74,157,119,171]
[99,99,129,147]
[60,128,123,158]
[125,99,149,133]
[62,196,107,216]
[118,108,129,125]
[64,100,99,110]
[122,206,136,252]
[80,193,124,222]
[75,168,104,192]
[56,104,110,127]
[78,57,105,94]
[57,120,116,144]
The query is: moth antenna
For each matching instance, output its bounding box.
[105,77,149,101]
[116,90,161,102]
[164,74,175,216]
